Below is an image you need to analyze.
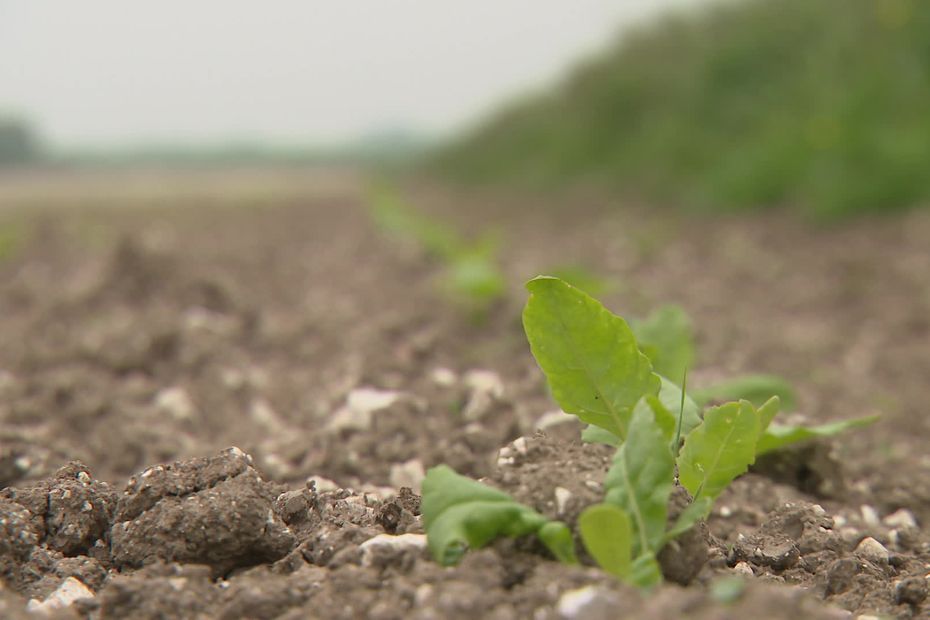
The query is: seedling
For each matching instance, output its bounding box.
[368,184,505,317]
[422,276,877,587]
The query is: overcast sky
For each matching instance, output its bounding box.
[0,1,701,149]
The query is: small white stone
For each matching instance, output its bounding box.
[168,577,187,592]
[839,527,862,545]
[496,455,515,467]
[512,437,528,455]
[328,387,402,432]
[389,459,426,492]
[718,505,733,518]
[888,529,900,547]
[414,584,433,606]
[348,387,401,413]
[883,508,917,530]
[833,514,848,527]
[461,370,504,421]
[733,561,754,575]
[430,367,458,388]
[554,487,573,516]
[76,471,91,484]
[811,504,827,517]
[182,306,237,334]
[463,369,504,398]
[250,399,285,430]
[307,476,339,493]
[155,386,196,420]
[556,586,600,618]
[26,577,94,614]
[860,505,881,527]
[535,410,575,430]
[359,533,427,566]
[327,405,370,432]
[855,537,890,563]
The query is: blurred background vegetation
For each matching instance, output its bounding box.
[0,117,42,167]
[3,0,929,220]
[432,0,930,219]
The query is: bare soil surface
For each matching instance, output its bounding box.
[1,171,928,618]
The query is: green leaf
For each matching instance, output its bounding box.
[654,376,703,446]
[756,395,780,434]
[756,414,879,455]
[581,425,621,446]
[578,504,632,581]
[634,395,677,444]
[630,553,663,588]
[538,522,579,565]
[677,401,760,501]
[603,406,675,556]
[421,465,571,565]
[693,374,797,412]
[632,305,695,382]
[523,276,661,439]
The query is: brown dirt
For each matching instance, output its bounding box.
[0,170,928,618]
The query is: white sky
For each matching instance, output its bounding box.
[0,1,700,149]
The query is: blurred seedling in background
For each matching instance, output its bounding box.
[630,302,797,411]
[0,219,29,263]
[423,277,877,587]
[368,184,505,319]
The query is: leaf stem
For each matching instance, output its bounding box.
[674,368,688,452]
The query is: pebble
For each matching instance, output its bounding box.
[854,537,890,564]
[554,487,573,516]
[389,459,425,492]
[27,577,95,614]
[461,370,504,421]
[860,505,881,528]
[733,561,754,576]
[249,399,286,431]
[307,476,339,493]
[463,369,504,398]
[883,508,917,530]
[497,437,529,467]
[535,410,575,431]
[359,533,427,567]
[430,367,458,388]
[556,586,599,618]
[327,387,401,432]
[154,387,196,420]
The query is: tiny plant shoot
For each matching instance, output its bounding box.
[368,184,505,317]
[421,276,877,588]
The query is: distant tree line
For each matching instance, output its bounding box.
[0,118,41,166]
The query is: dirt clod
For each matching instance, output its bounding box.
[109,449,296,575]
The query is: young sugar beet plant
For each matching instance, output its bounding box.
[422,276,877,587]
